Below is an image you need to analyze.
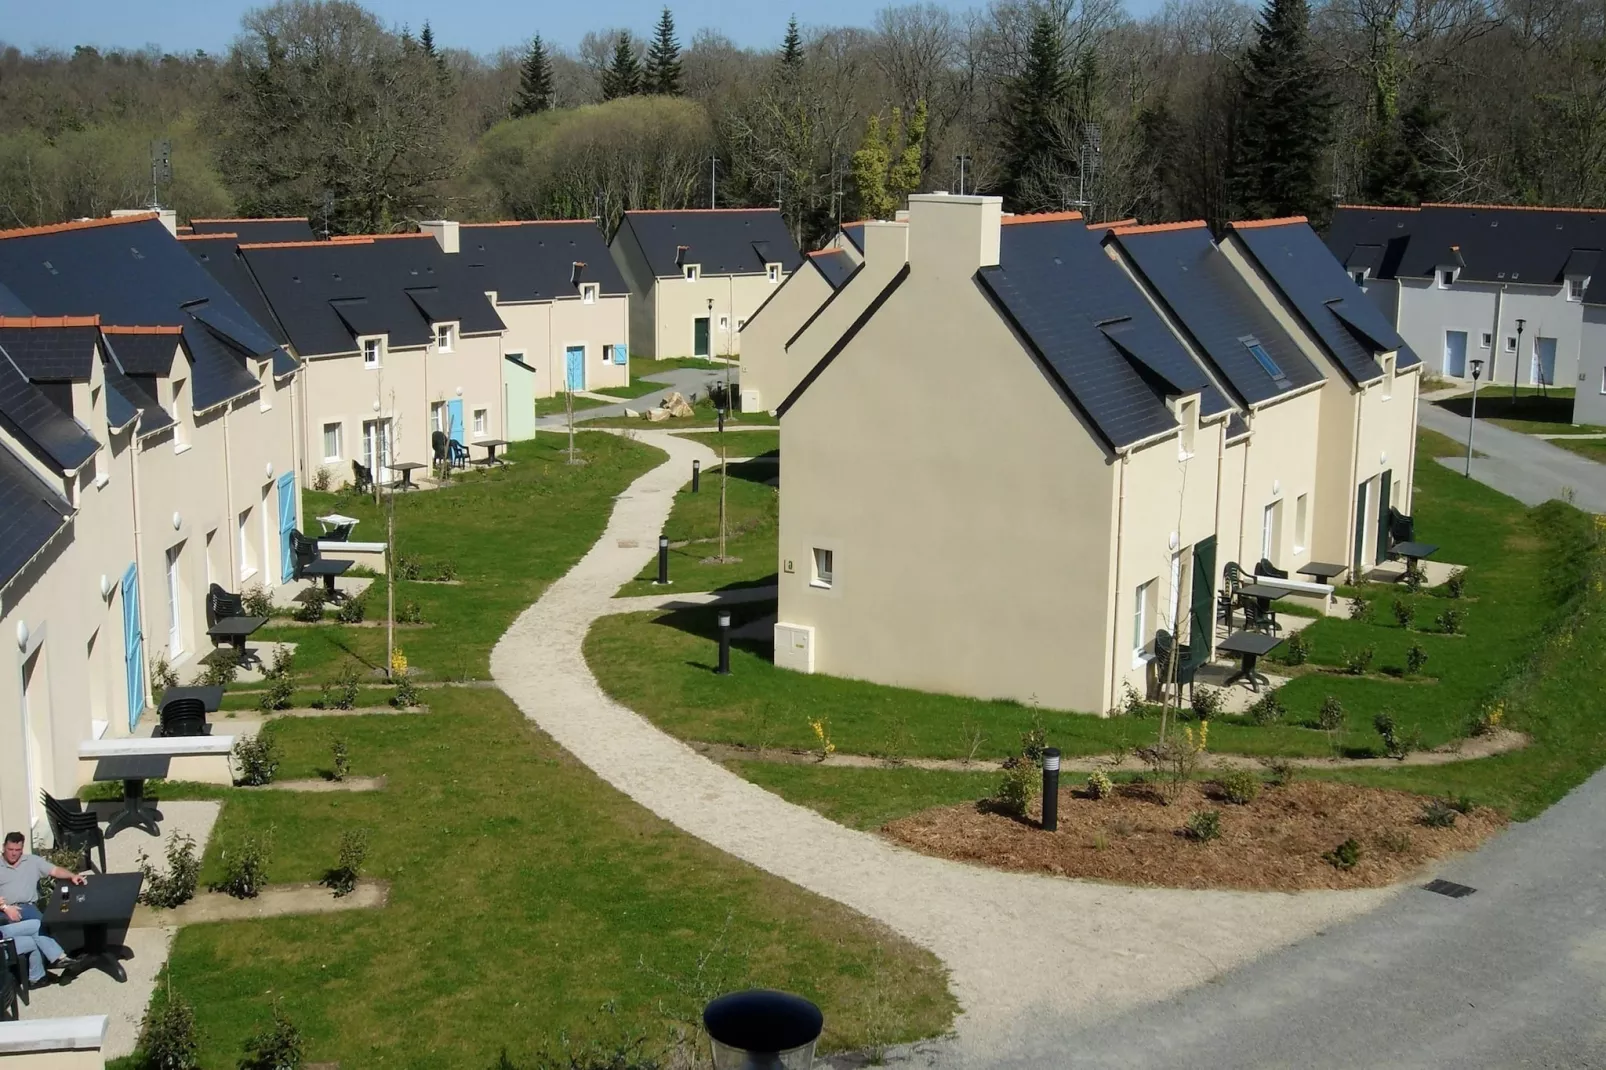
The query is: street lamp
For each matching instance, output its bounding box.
[703,990,823,1070]
[1513,318,1526,400]
[1465,357,1484,477]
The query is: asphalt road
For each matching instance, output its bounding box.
[1419,397,1606,513]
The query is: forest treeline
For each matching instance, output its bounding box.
[2,0,1602,248]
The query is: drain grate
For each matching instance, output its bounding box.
[1423,879,1476,898]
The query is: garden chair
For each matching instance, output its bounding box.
[1154,629,1197,701]
[206,583,246,629]
[351,460,373,494]
[1256,557,1289,580]
[1388,506,1414,550]
[1220,562,1242,627]
[1240,594,1282,637]
[40,791,105,874]
[325,523,355,542]
[0,939,20,1020]
[156,697,209,738]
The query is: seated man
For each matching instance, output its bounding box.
[0,832,86,982]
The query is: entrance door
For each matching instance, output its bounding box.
[1375,470,1393,565]
[1353,480,1370,575]
[693,317,710,358]
[121,563,144,729]
[20,648,46,832]
[363,419,392,474]
[165,544,184,657]
[446,398,465,447]
[1533,336,1558,385]
[277,471,297,583]
[1190,536,1216,659]
[565,345,586,392]
[1444,330,1468,378]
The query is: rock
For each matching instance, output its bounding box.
[662,391,696,418]
[647,407,670,422]
[624,407,640,418]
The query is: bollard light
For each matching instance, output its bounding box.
[704,989,823,1070]
[693,459,701,493]
[716,610,732,675]
[656,535,670,585]
[1041,747,1061,832]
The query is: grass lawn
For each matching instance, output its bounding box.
[615,460,778,597]
[1434,388,1601,437]
[533,393,612,418]
[589,393,779,430]
[1551,437,1606,462]
[677,430,781,458]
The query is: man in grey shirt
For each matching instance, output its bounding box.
[0,831,85,983]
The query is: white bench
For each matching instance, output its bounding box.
[78,735,236,788]
[0,1015,108,1060]
[1249,575,1336,599]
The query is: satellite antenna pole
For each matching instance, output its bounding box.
[955,152,972,195]
[710,156,718,209]
[149,140,171,210]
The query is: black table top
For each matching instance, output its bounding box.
[161,686,223,712]
[387,461,427,472]
[1393,541,1440,558]
[206,615,268,639]
[1298,561,1347,580]
[477,438,509,448]
[1219,630,1285,656]
[1238,583,1293,600]
[41,872,141,927]
[301,560,352,577]
[94,755,172,782]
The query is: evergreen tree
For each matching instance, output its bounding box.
[1000,9,1070,208]
[851,114,894,219]
[419,20,450,81]
[513,34,554,117]
[646,8,683,96]
[851,100,929,219]
[601,32,642,101]
[1362,93,1445,205]
[886,100,928,200]
[779,16,804,71]
[1228,0,1332,220]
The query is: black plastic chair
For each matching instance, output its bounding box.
[1240,595,1282,636]
[1388,506,1414,549]
[1154,629,1197,700]
[1256,557,1289,580]
[0,939,20,1020]
[157,697,209,738]
[207,583,245,629]
[41,791,105,874]
[290,530,321,581]
[1220,562,1242,627]
[326,523,354,542]
[449,440,469,468]
[351,460,373,494]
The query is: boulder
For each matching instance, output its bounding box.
[647,407,671,422]
[623,408,641,419]
[661,391,696,418]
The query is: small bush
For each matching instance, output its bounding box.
[238,1000,304,1070]
[1437,606,1465,634]
[241,584,274,619]
[1020,713,1048,765]
[330,738,350,781]
[396,553,422,581]
[1085,770,1114,800]
[433,559,459,582]
[200,651,240,688]
[393,670,420,708]
[1447,793,1476,815]
[294,585,327,622]
[151,655,180,707]
[336,591,367,624]
[321,827,369,899]
[993,755,1039,818]
[257,646,297,714]
[1344,646,1375,675]
[1322,837,1362,869]
[1373,711,1419,760]
[1317,695,1345,733]
[1258,755,1298,786]
[1374,828,1412,853]
[1445,567,1467,599]
[1247,689,1286,726]
[1184,809,1222,842]
[211,830,273,899]
[1391,598,1414,629]
[233,734,280,786]
[331,662,363,710]
[1420,799,1458,828]
[1190,686,1226,721]
[1467,701,1505,737]
[1217,770,1260,805]
[1282,629,1309,666]
[137,833,200,909]
[1405,642,1429,675]
[396,600,424,624]
[1347,595,1373,622]
[137,990,201,1070]
[1403,561,1427,592]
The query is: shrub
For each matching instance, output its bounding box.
[1085,770,1114,800]
[1247,689,1286,727]
[151,655,180,707]
[1447,793,1476,815]
[211,829,273,899]
[1445,567,1467,599]
[1217,769,1260,805]
[1403,561,1427,592]
[1347,595,1373,622]
[1190,686,1226,721]
[321,828,369,899]
[393,671,420,709]
[1391,598,1414,629]
[1317,695,1345,733]
[137,833,200,909]
[396,600,424,624]
[1420,799,1458,828]
[330,737,350,781]
[238,1000,304,1070]
[257,646,296,714]
[242,584,274,619]
[1258,755,1298,786]
[1282,629,1309,666]
[993,755,1039,818]
[233,734,281,786]
[396,553,422,581]
[433,559,459,582]
[1375,828,1412,853]
[137,989,201,1070]
[336,591,367,624]
[312,464,332,492]
[1405,642,1429,675]
[1184,809,1221,842]
[1468,700,1505,737]
[331,662,363,710]
[200,651,240,688]
[294,585,327,622]
[1344,646,1375,675]
[1322,837,1362,869]
[1437,606,1465,634]
[1020,712,1048,765]
[1373,711,1419,760]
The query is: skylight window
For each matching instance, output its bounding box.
[1244,340,1284,379]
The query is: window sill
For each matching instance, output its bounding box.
[94,474,110,489]
[323,456,342,464]
[1132,651,1155,671]
[173,443,192,455]
[809,581,833,591]
[240,567,259,582]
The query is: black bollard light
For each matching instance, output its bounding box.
[656,535,670,585]
[1041,747,1061,832]
[693,458,701,493]
[716,610,732,675]
[704,989,823,1070]
[717,406,726,433]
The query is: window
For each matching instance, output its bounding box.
[435,324,455,352]
[1382,353,1396,398]
[767,263,781,283]
[1178,398,1197,458]
[718,315,730,332]
[1480,332,1493,349]
[430,402,446,435]
[473,408,487,435]
[1168,551,1183,632]
[1569,277,1587,302]
[171,376,189,450]
[258,361,272,411]
[322,422,343,462]
[1293,494,1309,553]
[581,282,599,304]
[166,543,184,656]
[1352,270,1368,287]
[1244,340,1284,380]
[1505,336,1518,354]
[261,483,274,585]
[363,338,382,368]
[736,318,746,331]
[1133,579,1155,664]
[1438,269,1456,288]
[811,547,834,589]
[238,506,256,579]
[684,264,700,282]
[1600,365,1605,394]
[601,344,613,364]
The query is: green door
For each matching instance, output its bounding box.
[1375,470,1393,565]
[1353,482,1368,575]
[1190,536,1216,662]
[693,317,710,357]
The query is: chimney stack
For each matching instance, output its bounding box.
[421,220,460,255]
[906,194,1002,276]
[571,261,586,285]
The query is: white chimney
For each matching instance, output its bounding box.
[421,220,460,255]
[906,194,1002,275]
[114,208,177,236]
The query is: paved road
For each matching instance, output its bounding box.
[1420,397,1606,512]
[1011,766,1606,1070]
[533,365,736,429]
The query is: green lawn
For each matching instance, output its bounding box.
[588,393,779,430]
[1434,388,1601,437]
[533,393,612,418]
[615,460,779,597]
[1552,437,1606,462]
[677,430,781,457]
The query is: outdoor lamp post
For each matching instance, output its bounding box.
[716,611,732,675]
[1514,318,1526,400]
[656,535,670,586]
[703,990,823,1070]
[1041,748,1061,832]
[1465,357,1485,477]
[693,458,701,493]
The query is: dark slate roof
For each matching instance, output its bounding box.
[0,217,278,410]
[101,332,180,376]
[977,219,1228,452]
[0,440,72,590]
[1110,225,1323,407]
[618,209,804,278]
[0,282,31,316]
[1233,221,1417,383]
[0,324,99,381]
[101,359,174,437]
[183,235,291,347]
[240,237,505,357]
[191,218,317,244]
[1326,205,1606,294]
[839,223,866,253]
[808,249,857,290]
[458,221,629,302]
[0,344,98,472]
[104,376,138,431]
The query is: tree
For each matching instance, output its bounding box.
[646,8,683,96]
[1000,9,1070,209]
[1229,0,1332,221]
[419,20,449,80]
[852,99,928,219]
[851,114,894,219]
[780,15,804,71]
[601,32,642,100]
[513,35,554,117]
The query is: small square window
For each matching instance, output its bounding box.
[767,263,781,283]
[1382,353,1396,398]
[601,344,613,363]
[684,264,700,282]
[718,315,730,332]
[363,338,382,368]
[322,422,342,461]
[1569,277,1586,301]
[736,318,746,331]
[811,547,834,589]
[1438,269,1456,288]
[1177,398,1197,458]
[1480,332,1492,349]
[581,283,599,304]
[1352,270,1367,286]
[473,408,487,435]
[1505,336,1518,353]
[436,324,455,352]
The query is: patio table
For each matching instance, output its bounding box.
[300,559,352,601]
[474,438,509,465]
[315,513,360,535]
[1298,561,1348,583]
[91,755,169,838]
[1391,541,1440,573]
[42,872,142,984]
[1218,630,1284,692]
[205,616,268,664]
[386,461,426,490]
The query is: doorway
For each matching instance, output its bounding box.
[1444,330,1468,378]
[166,542,185,657]
[1533,336,1558,386]
[565,345,586,392]
[362,418,393,475]
[693,317,711,358]
[1353,479,1371,575]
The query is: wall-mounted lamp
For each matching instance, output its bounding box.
[1272,479,1281,495]
[172,512,182,531]
[265,461,273,478]
[454,386,463,397]
[1381,451,1388,465]
[372,400,381,413]
[1167,531,1179,551]
[100,574,112,599]
[16,620,28,651]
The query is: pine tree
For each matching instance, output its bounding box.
[851,114,895,220]
[887,100,928,200]
[779,16,804,72]
[645,8,682,96]
[601,32,642,101]
[1000,9,1070,208]
[513,34,554,117]
[1229,0,1332,221]
[419,20,450,81]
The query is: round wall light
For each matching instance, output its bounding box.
[16,620,28,651]
[100,574,112,599]
[1168,531,1180,550]
[265,461,273,478]
[172,511,182,531]
[1272,479,1281,495]
[454,386,463,397]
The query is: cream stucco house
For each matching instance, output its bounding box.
[740,243,872,413]
[771,196,1419,715]
[609,209,802,359]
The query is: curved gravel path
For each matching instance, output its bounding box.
[490,430,1394,1066]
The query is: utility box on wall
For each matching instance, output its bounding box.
[772,622,815,673]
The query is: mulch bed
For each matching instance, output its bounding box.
[881,779,1506,891]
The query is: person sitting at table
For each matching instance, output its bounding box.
[0,832,86,981]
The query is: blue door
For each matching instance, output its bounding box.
[1534,337,1558,385]
[566,345,586,391]
[121,564,144,729]
[277,471,297,583]
[1444,330,1467,378]
[446,398,465,447]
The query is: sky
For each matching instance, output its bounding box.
[7,0,1155,57]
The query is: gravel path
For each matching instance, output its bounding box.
[490,430,1395,1066]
